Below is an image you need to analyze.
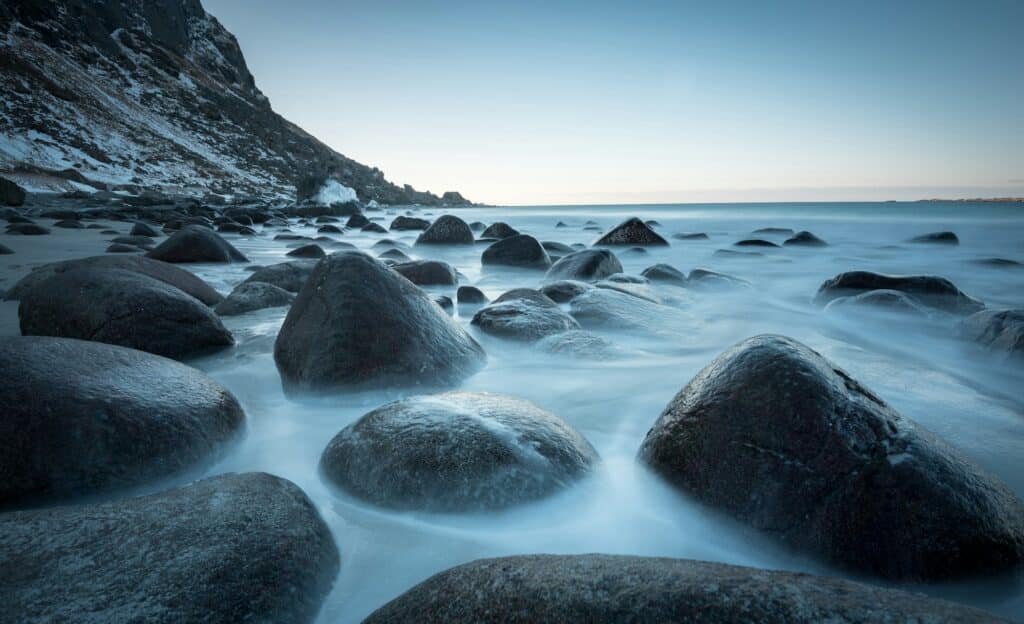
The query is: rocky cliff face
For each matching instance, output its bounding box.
[0,0,470,205]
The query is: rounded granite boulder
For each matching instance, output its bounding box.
[146,224,248,263]
[415,215,475,245]
[544,249,623,282]
[594,217,668,246]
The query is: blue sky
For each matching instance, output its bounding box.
[204,0,1024,205]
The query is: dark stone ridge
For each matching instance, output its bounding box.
[3,254,223,304]
[960,309,1024,360]
[0,336,244,508]
[540,280,593,303]
[673,232,709,240]
[53,219,85,229]
[594,217,669,246]
[472,298,579,341]
[5,223,50,235]
[481,234,552,269]
[480,222,519,239]
[215,281,295,316]
[243,259,318,293]
[640,263,688,286]
[0,472,338,623]
[909,231,959,245]
[390,215,430,231]
[286,243,326,259]
[393,260,459,286]
[320,392,598,512]
[363,554,1007,624]
[274,252,485,393]
[105,243,139,253]
[146,225,248,263]
[457,285,489,306]
[753,227,794,235]
[362,222,388,233]
[734,238,779,247]
[638,335,1024,581]
[0,176,26,206]
[545,249,623,282]
[814,271,984,315]
[784,230,828,246]
[972,257,1022,268]
[415,215,475,245]
[19,268,234,360]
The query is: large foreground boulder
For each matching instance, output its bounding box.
[594,217,668,246]
[215,281,295,316]
[274,252,485,393]
[960,309,1024,361]
[0,337,244,508]
[320,392,598,511]
[544,249,623,282]
[364,555,1005,623]
[481,234,552,269]
[146,225,248,263]
[415,215,475,245]
[19,268,234,360]
[814,271,984,315]
[638,335,1024,581]
[0,472,338,622]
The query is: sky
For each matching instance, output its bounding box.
[204,0,1024,205]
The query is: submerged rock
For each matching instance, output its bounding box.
[320,392,598,512]
[815,271,984,315]
[415,215,475,245]
[594,217,668,246]
[672,232,709,240]
[457,285,489,306]
[909,231,959,245]
[274,252,485,393]
[960,309,1024,360]
[687,268,749,289]
[286,243,326,259]
[19,268,234,359]
[734,238,779,247]
[537,330,618,358]
[215,281,295,316]
[640,263,688,286]
[393,259,459,286]
[825,289,931,317]
[130,221,160,237]
[390,215,431,231]
[242,260,318,293]
[363,554,1006,624]
[105,243,139,253]
[5,223,50,235]
[379,248,413,263]
[1,472,338,622]
[545,249,623,282]
[0,336,244,508]
[638,335,1024,581]
[472,298,579,341]
[481,234,552,269]
[783,230,828,246]
[146,225,248,263]
[539,280,593,303]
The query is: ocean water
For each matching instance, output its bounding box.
[183,201,1024,622]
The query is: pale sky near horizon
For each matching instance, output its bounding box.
[204,0,1024,205]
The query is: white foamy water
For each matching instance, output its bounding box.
[69,201,1024,621]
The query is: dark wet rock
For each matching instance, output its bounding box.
[595,279,663,304]
[274,252,485,392]
[815,271,984,315]
[910,231,959,245]
[379,248,413,263]
[363,554,1006,624]
[960,309,1024,361]
[110,235,155,247]
[320,392,598,512]
[0,243,12,254]
[53,219,85,229]
[753,227,794,235]
[687,268,749,289]
[972,257,1022,268]
[481,234,552,269]
[393,260,459,286]
[493,288,558,307]
[537,330,617,358]
[19,268,234,360]
[0,472,338,622]
[641,263,688,286]
[555,221,568,228]
[539,280,594,303]
[4,255,223,305]
[372,238,409,250]
[540,241,574,260]
[469,221,486,232]
[242,260,317,293]
[568,288,676,331]
[216,222,255,235]
[457,286,489,306]
[0,176,26,206]
[638,335,1024,581]
[390,215,431,231]
[362,222,388,234]
[480,222,519,239]
[734,238,779,247]
[594,217,668,246]
[130,222,159,238]
[346,213,370,228]
[825,289,931,317]
[0,336,244,508]
[147,225,248,263]
[434,295,454,315]
[625,246,648,255]
[5,223,50,235]
[472,297,579,341]
[784,231,828,247]
[583,225,602,231]
[316,216,340,223]
[275,233,311,241]
[416,215,475,245]
[215,281,295,316]
[318,224,343,234]
[286,243,326,259]
[105,243,139,253]
[672,232,709,240]
[5,214,34,224]
[714,248,763,258]
[545,249,623,282]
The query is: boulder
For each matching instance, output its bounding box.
[784,231,828,246]
[0,243,12,254]
[640,263,688,286]
[286,243,326,259]
[960,309,1024,360]
[457,285,489,305]
[390,215,431,231]
[638,335,1024,581]
[242,260,318,293]
[469,221,486,232]
[594,217,668,246]
[481,234,552,269]
[472,298,579,341]
[274,252,485,393]
[0,472,338,623]
[545,249,623,282]
[363,554,1006,624]
[4,254,223,305]
[379,248,413,263]
[480,222,519,239]
[672,232,709,240]
[687,268,749,289]
[540,280,593,303]
[362,222,388,233]
[19,268,234,360]
[753,227,794,235]
[5,223,49,235]
[540,241,574,259]
[0,176,26,206]
[0,336,243,508]
[824,289,931,317]
[734,238,779,247]
[146,225,248,263]
[215,281,295,316]
[110,235,155,247]
[492,288,558,307]
[346,213,370,228]
[318,224,343,234]
[320,392,598,512]
[393,260,459,286]
[434,295,454,314]
[105,243,139,253]
[910,231,959,245]
[814,271,984,315]
[415,215,475,245]
[537,330,617,358]
[53,219,85,229]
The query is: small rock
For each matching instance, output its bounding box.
[416,215,475,245]
[594,217,668,246]
[480,222,519,239]
[393,260,459,285]
[286,243,326,259]
[147,225,248,263]
[215,281,295,316]
[784,231,828,246]
[545,249,623,282]
[481,234,552,269]
[909,231,959,245]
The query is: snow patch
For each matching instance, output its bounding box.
[315,179,358,205]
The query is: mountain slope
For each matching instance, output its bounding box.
[0,0,469,205]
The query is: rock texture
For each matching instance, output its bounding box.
[960,309,1024,360]
[545,249,623,282]
[481,234,552,269]
[215,281,294,316]
[814,271,984,315]
[146,225,248,263]
[415,215,475,245]
[638,335,1024,581]
[594,217,668,246]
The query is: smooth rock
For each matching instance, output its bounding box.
[416,215,475,245]
[286,243,326,259]
[815,271,984,315]
[242,260,318,293]
[545,249,623,282]
[480,222,519,239]
[594,217,668,246]
[215,281,295,316]
[146,225,248,263]
[481,234,552,269]
[960,309,1024,360]
[393,260,459,286]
